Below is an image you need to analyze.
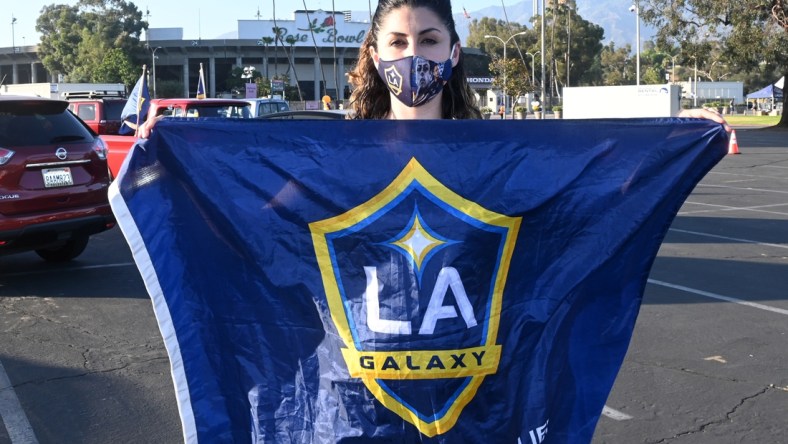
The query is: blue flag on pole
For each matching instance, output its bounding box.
[110,119,727,443]
[119,67,151,135]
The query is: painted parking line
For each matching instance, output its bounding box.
[698,183,788,195]
[0,359,39,444]
[1,262,135,278]
[679,201,788,216]
[668,228,788,250]
[648,279,788,316]
[708,171,788,181]
[602,406,633,421]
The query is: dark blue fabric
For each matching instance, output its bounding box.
[113,118,727,443]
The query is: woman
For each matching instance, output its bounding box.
[347,0,481,120]
[345,0,728,129]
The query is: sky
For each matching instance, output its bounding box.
[3,0,518,48]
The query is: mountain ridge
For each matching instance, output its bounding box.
[354,1,655,50]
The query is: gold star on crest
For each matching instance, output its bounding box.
[390,214,445,271]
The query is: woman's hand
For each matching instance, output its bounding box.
[678,108,732,133]
[138,115,165,139]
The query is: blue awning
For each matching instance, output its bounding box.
[747,83,783,100]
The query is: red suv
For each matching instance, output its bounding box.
[65,91,128,135]
[0,95,115,261]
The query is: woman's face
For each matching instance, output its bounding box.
[372,6,459,66]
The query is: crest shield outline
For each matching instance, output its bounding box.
[383,65,404,96]
[309,158,520,436]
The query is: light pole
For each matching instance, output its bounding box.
[11,16,17,52]
[526,51,540,89]
[150,46,162,98]
[484,31,527,118]
[629,1,640,86]
[540,0,546,118]
[693,56,698,107]
[565,0,572,87]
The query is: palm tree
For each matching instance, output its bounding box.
[284,35,303,101]
[261,36,274,79]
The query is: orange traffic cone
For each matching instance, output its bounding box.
[728,129,740,155]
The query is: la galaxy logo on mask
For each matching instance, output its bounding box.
[384,65,404,96]
[310,159,520,436]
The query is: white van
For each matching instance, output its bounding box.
[246,98,290,117]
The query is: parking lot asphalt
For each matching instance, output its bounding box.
[593,126,788,443]
[0,125,786,443]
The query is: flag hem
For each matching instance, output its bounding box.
[108,150,198,444]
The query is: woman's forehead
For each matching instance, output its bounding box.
[377,6,447,36]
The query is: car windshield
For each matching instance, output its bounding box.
[0,108,93,146]
[185,105,251,119]
[104,100,128,120]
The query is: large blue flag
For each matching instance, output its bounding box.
[109,119,727,443]
[119,67,151,135]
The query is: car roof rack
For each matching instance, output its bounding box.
[62,90,126,99]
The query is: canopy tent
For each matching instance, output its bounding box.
[746,81,783,100]
[746,78,783,113]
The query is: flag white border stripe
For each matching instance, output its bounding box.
[108,145,197,443]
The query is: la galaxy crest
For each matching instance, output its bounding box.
[383,65,404,96]
[310,158,520,436]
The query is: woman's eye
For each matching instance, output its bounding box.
[421,38,437,45]
[390,39,406,47]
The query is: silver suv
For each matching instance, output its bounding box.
[246,98,290,118]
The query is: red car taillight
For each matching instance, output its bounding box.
[0,147,15,165]
[93,138,108,160]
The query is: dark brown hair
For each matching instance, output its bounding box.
[347,0,481,119]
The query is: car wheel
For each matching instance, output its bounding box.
[35,236,90,262]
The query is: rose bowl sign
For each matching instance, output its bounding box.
[239,11,368,48]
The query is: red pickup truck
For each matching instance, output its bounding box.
[102,98,251,177]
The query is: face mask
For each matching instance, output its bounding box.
[377,55,453,107]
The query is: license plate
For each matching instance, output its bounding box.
[42,167,74,188]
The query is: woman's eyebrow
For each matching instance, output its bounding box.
[385,28,442,38]
[418,28,442,35]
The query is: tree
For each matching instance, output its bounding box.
[468,17,533,108]
[261,36,274,79]
[489,57,534,109]
[36,0,147,85]
[599,42,635,86]
[255,77,272,98]
[468,9,604,105]
[640,0,788,125]
[35,5,82,78]
[539,1,604,97]
[467,17,532,58]
[88,48,137,84]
